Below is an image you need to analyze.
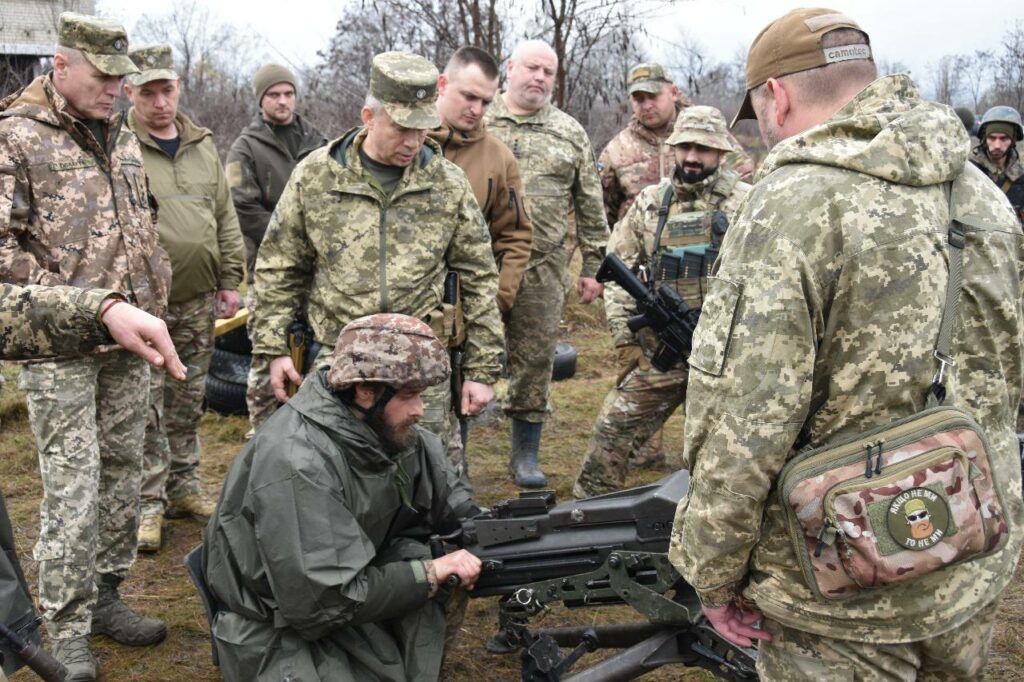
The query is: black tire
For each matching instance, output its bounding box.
[208,348,251,385]
[551,342,577,382]
[215,325,252,355]
[205,374,248,415]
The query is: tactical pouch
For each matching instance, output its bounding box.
[779,219,1010,600]
[779,406,1008,600]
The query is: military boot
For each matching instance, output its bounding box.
[91,574,167,646]
[51,635,96,682]
[136,513,162,553]
[165,491,216,519]
[509,418,547,488]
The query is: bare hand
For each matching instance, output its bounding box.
[215,289,242,319]
[460,380,494,416]
[703,603,772,648]
[432,549,482,590]
[576,276,604,304]
[101,300,186,380]
[269,355,303,402]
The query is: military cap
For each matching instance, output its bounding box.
[628,63,673,95]
[126,44,177,86]
[665,105,735,152]
[733,8,872,126]
[369,52,440,129]
[327,314,450,392]
[57,12,138,77]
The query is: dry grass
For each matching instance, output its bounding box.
[4,277,1024,681]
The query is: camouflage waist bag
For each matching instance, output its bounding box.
[778,220,1010,600]
[779,406,1009,600]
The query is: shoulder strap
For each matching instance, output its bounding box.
[926,190,966,407]
[651,183,675,257]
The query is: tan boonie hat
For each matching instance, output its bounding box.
[58,12,138,77]
[732,7,872,126]
[327,314,450,392]
[126,44,177,86]
[628,63,673,95]
[665,105,735,152]
[370,52,440,129]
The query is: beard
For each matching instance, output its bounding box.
[674,162,716,184]
[367,409,418,456]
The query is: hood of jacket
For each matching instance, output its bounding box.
[128,108,211,151]
[759,75,969,188]
[428,121,487,151]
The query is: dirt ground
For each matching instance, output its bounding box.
[3,291,1023,681]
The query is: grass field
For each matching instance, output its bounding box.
[3,285,1023,681]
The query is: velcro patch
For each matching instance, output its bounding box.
[823,44,872,64]
[48,158,97,171]
[804,13,857,32]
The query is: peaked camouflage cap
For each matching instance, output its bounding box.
[58,12,138,77]
[327,314,450,392]
[628,62,673,95]
[370,52,440,129]
[126,44,178,86]
[665,105,735,152]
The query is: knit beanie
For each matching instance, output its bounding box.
[253,63,297,102]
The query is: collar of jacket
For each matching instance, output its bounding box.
[0,73,123,166]
[489,91,554,125]
[127,107,211,154]
[241,111,317,157]
[329,126,438,179]
[971,143,1023,181]
[428,120,486,153]
[285,368,418,473]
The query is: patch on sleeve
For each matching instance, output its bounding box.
[225,161,242,189]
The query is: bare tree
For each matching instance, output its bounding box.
[929,55,961,105]
[991,22,1024,112]
[957,50,992,111]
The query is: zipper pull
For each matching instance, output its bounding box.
[864,442,875,479]
[874,439,885,475]
[814,521,837,558]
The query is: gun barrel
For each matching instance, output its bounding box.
[0,622,67,682]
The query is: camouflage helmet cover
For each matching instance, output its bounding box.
[370,51,441,129]
[58,12,138,77]
[978,105,1023,142]
[126,44,178,86]
[665,105,735,152]
[327,314,450,392]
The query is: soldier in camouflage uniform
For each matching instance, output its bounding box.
[669,10,1024,680]
[485,40,609,487]
[573,106,750,498]
[0,13,170,680]
[969,105,1024,223]
[251,52,503,474]
[599,63,755,227]
[125,44,246,552]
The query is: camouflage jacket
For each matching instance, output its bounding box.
[226,112,326,282]
[0,75,169,323]
[598,109,755,227]
[604,169,749,348]
[485,95,608,276]
[970,143,1024,222]
[251,127,503,384]
[129,109,245,303]
[669,75,1024,642]
[0,283,120,360]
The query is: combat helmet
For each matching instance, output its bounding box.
[978,105,1023,142]
[327,313,450,394]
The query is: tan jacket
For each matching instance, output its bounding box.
[128,109,245,303]
[0,74,169,323]
[429,122,532,313]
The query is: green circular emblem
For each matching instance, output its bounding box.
[885,488,950,551]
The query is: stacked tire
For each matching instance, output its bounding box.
[205,326,250,415]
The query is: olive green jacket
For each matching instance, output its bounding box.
[204,370,478,681]
[129,109,245,303]
[669,75,1024,642]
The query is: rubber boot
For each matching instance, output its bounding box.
[91,574,167,646]
[510,418,547,488]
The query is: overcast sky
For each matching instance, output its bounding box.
[100,0,1022,88]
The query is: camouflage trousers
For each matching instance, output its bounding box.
[757,597,1000,681]
[141,293,216,516]
[573,363,687,497]
[246,291,279,434]
[505,249,568,423]
[18,350,149,639]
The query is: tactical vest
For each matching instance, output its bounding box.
[648,173,737,311]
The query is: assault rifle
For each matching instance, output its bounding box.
[430,471,758,681]
[596,253,700,372]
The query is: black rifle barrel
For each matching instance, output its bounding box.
[0,622,67,682]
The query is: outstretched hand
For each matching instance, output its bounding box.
[101,299,186,380]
